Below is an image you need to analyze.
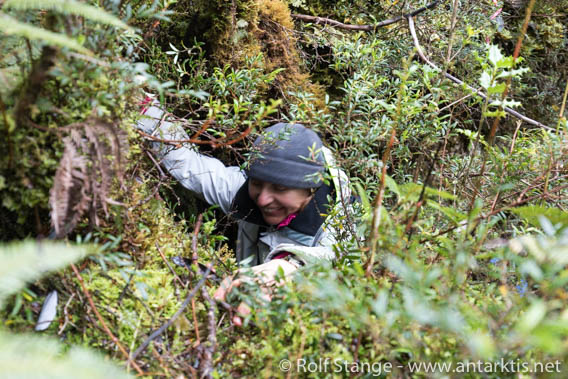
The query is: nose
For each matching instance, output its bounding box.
[255,187,274,207]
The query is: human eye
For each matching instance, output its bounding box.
[273,185,289,192]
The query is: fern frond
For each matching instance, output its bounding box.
[0,332,132,378]
[49,119,128,237]
[0,12,91,54]
[50,132,91,237]
[3,0,131,31]
[0,240,92,309]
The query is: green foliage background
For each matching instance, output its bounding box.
[0,0,567,377]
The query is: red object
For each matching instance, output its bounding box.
[272,252,292,260]
[140,96,154,114]
[490,8,502,20]
[276,213,297,229]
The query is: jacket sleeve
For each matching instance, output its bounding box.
[264,243,336,266]
[137,103,245,214]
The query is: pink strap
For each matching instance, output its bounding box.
[276,213,297,229]
[272,252,292,260]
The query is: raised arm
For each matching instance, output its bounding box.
[137,102,245,214]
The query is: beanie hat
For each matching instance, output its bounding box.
[247,123,325,188]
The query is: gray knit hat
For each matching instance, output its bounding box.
[247,123,325,188]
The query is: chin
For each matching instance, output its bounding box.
[262,213,286,226]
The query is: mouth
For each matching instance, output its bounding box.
[260,206,283,215]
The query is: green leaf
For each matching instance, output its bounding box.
[377,99,396,113]
[354,182,371,210]
[0,13,91,54]
[3,0,131,31]
[427,201,466,224]
[517,300,546,333]
[510,206,568,228]
[466,332,496,360]
[520,260,543,282]
[400,183,457,202]
[385,174,400,197]
[490,99,521,108]
[488,44,504,67]
[0,240,92,308]
[483,109,506,118]
[325,332,343,341]
[479,71,492,89]
[495,55,514,69]
[0,331,132,378]
[370,290,388,316]
[496,67,530,79]
[487,82,506,95]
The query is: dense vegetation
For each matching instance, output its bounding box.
[1,0,567,377]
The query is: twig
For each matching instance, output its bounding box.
[405,143,442,239]
[192,298,201,344]
[145,149,166,179]
[490,120,522,212]
[155,242,185,287]
[199,287,217,379]
[117,273,134,304]
[70,264,144,375]
[438,93,473,113]
[57,293,76,335]
[136,125,215,148]
[128,181,162,211]
[421,183,568,243]
[68,52,110,67]
[365,121,397,276]
[291,1,440,31]
[192,214,204,263]
[128,264,213,362]
[407,16,554,131]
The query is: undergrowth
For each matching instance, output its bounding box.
[1,0,567,378]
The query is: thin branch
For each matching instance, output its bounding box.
[365,121,397,276]
[421,183,568,243]
[192,214,204,263]
[70,264,144,375]
[128,264,213,362]
[407,16,554,131]
[155,242,185,287]
[291,1,440,31]
[405,143,442,238]
[199,287,217,379]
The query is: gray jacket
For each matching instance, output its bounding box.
[137,104,351,266]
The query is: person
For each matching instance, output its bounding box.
[136,96,352,324]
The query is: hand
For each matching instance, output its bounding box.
[213,259,298,326]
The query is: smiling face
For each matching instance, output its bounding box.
[248,178,314,225]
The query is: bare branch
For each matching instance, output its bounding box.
[199,287,217,379]
[407,16,554,131]
[128,264,213,362]
[291,1,440,31]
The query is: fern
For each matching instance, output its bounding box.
[50,118,128,237]
[3,0,131,31]
[0,240,92,308]
[0,332,132,378]
[0,12,91,54]
[0,241,130,379]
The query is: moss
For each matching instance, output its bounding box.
[158,0,325,111]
